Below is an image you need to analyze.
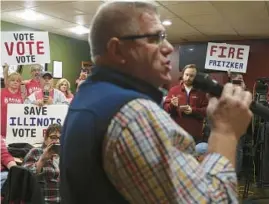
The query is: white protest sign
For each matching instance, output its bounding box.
[205,42,250,73]
[1,31,50,65]
[6,104,68,145]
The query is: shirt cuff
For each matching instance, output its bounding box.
[202,153,235,175]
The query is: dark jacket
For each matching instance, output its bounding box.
[60,67,162,204]
[1,166,44,204]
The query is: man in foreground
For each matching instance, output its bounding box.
[60,1,252,203]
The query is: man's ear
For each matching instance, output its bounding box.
[107,37,126,64]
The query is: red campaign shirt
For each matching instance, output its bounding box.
[25,79,41,96]
[1,88,23,138]
[1,137,15,171]
[163,82,208,141]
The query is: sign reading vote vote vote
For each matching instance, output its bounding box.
[6,104,68,145]
[1,31,50,65]
[205,42,250,73]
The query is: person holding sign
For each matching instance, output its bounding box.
[23,124,61,204]
[23,64,42,97]
[3,64,42,98]
[1,72,23,138]
[163,64,208,143]
[24,71,68,106]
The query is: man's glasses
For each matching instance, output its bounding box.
[119,32,167,44]
[48,135,60,140]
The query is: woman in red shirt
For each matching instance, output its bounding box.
[1,137,16,189]
[1,72,23,138]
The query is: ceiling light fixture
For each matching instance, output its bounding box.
[70,26,89,35]
[162,20,172,26]
[15,10,46,21]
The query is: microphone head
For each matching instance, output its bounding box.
[193,73,222,97]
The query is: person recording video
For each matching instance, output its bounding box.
[23,124,62,204]
[24,71,68,106]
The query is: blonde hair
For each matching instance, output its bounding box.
[7,72,22,83]
[55,78,72,97]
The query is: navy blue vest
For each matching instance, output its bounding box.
[60,67,162,204]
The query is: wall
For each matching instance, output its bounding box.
[1,21,91,91]
[170,39,269,90]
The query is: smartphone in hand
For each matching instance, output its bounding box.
[179,105,189,109]
[50,144,60,155]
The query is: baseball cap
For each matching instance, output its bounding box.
[41,71,53,78]
[195,142,208,156]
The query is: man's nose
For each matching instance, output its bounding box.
[161,39,174,55]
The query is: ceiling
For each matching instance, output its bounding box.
[1,1,269,43]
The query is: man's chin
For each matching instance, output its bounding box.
[162,74,172,83]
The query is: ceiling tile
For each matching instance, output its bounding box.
[158,5,177,19]
[165,1,218,16]
[209,35,246,41]
[22,1,65,9]
[179,34,209,42]
[38,17,79,29]
[32,3,85,20]
[1,12,25,24]
[166,34,185,43]
[235,24,269,37]
[58,14,93,26]
[1,1,24,12]
[212,1,266,12]
[194,24,237,36]
[166,18,201,35]
[157,1,186,6]
[63,1,103,14]
[182,14,225,26]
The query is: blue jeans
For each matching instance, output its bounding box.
[1,171,9,190]
[236,136,245,174]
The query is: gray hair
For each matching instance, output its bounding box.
[30,64,43,72]
[88,1,158,63]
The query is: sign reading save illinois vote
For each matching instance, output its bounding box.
[6,104,68,145]
[205,42,250,73]
[1,31,50,65]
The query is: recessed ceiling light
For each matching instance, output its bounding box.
[162,20,172,26]
[70,26,89,35]
[15,10,46,21]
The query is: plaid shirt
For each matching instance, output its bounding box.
[104,99,238,203]
[23,147,60,204]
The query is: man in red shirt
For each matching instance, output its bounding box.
[23,64,42,97]
[164,64,208,143]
